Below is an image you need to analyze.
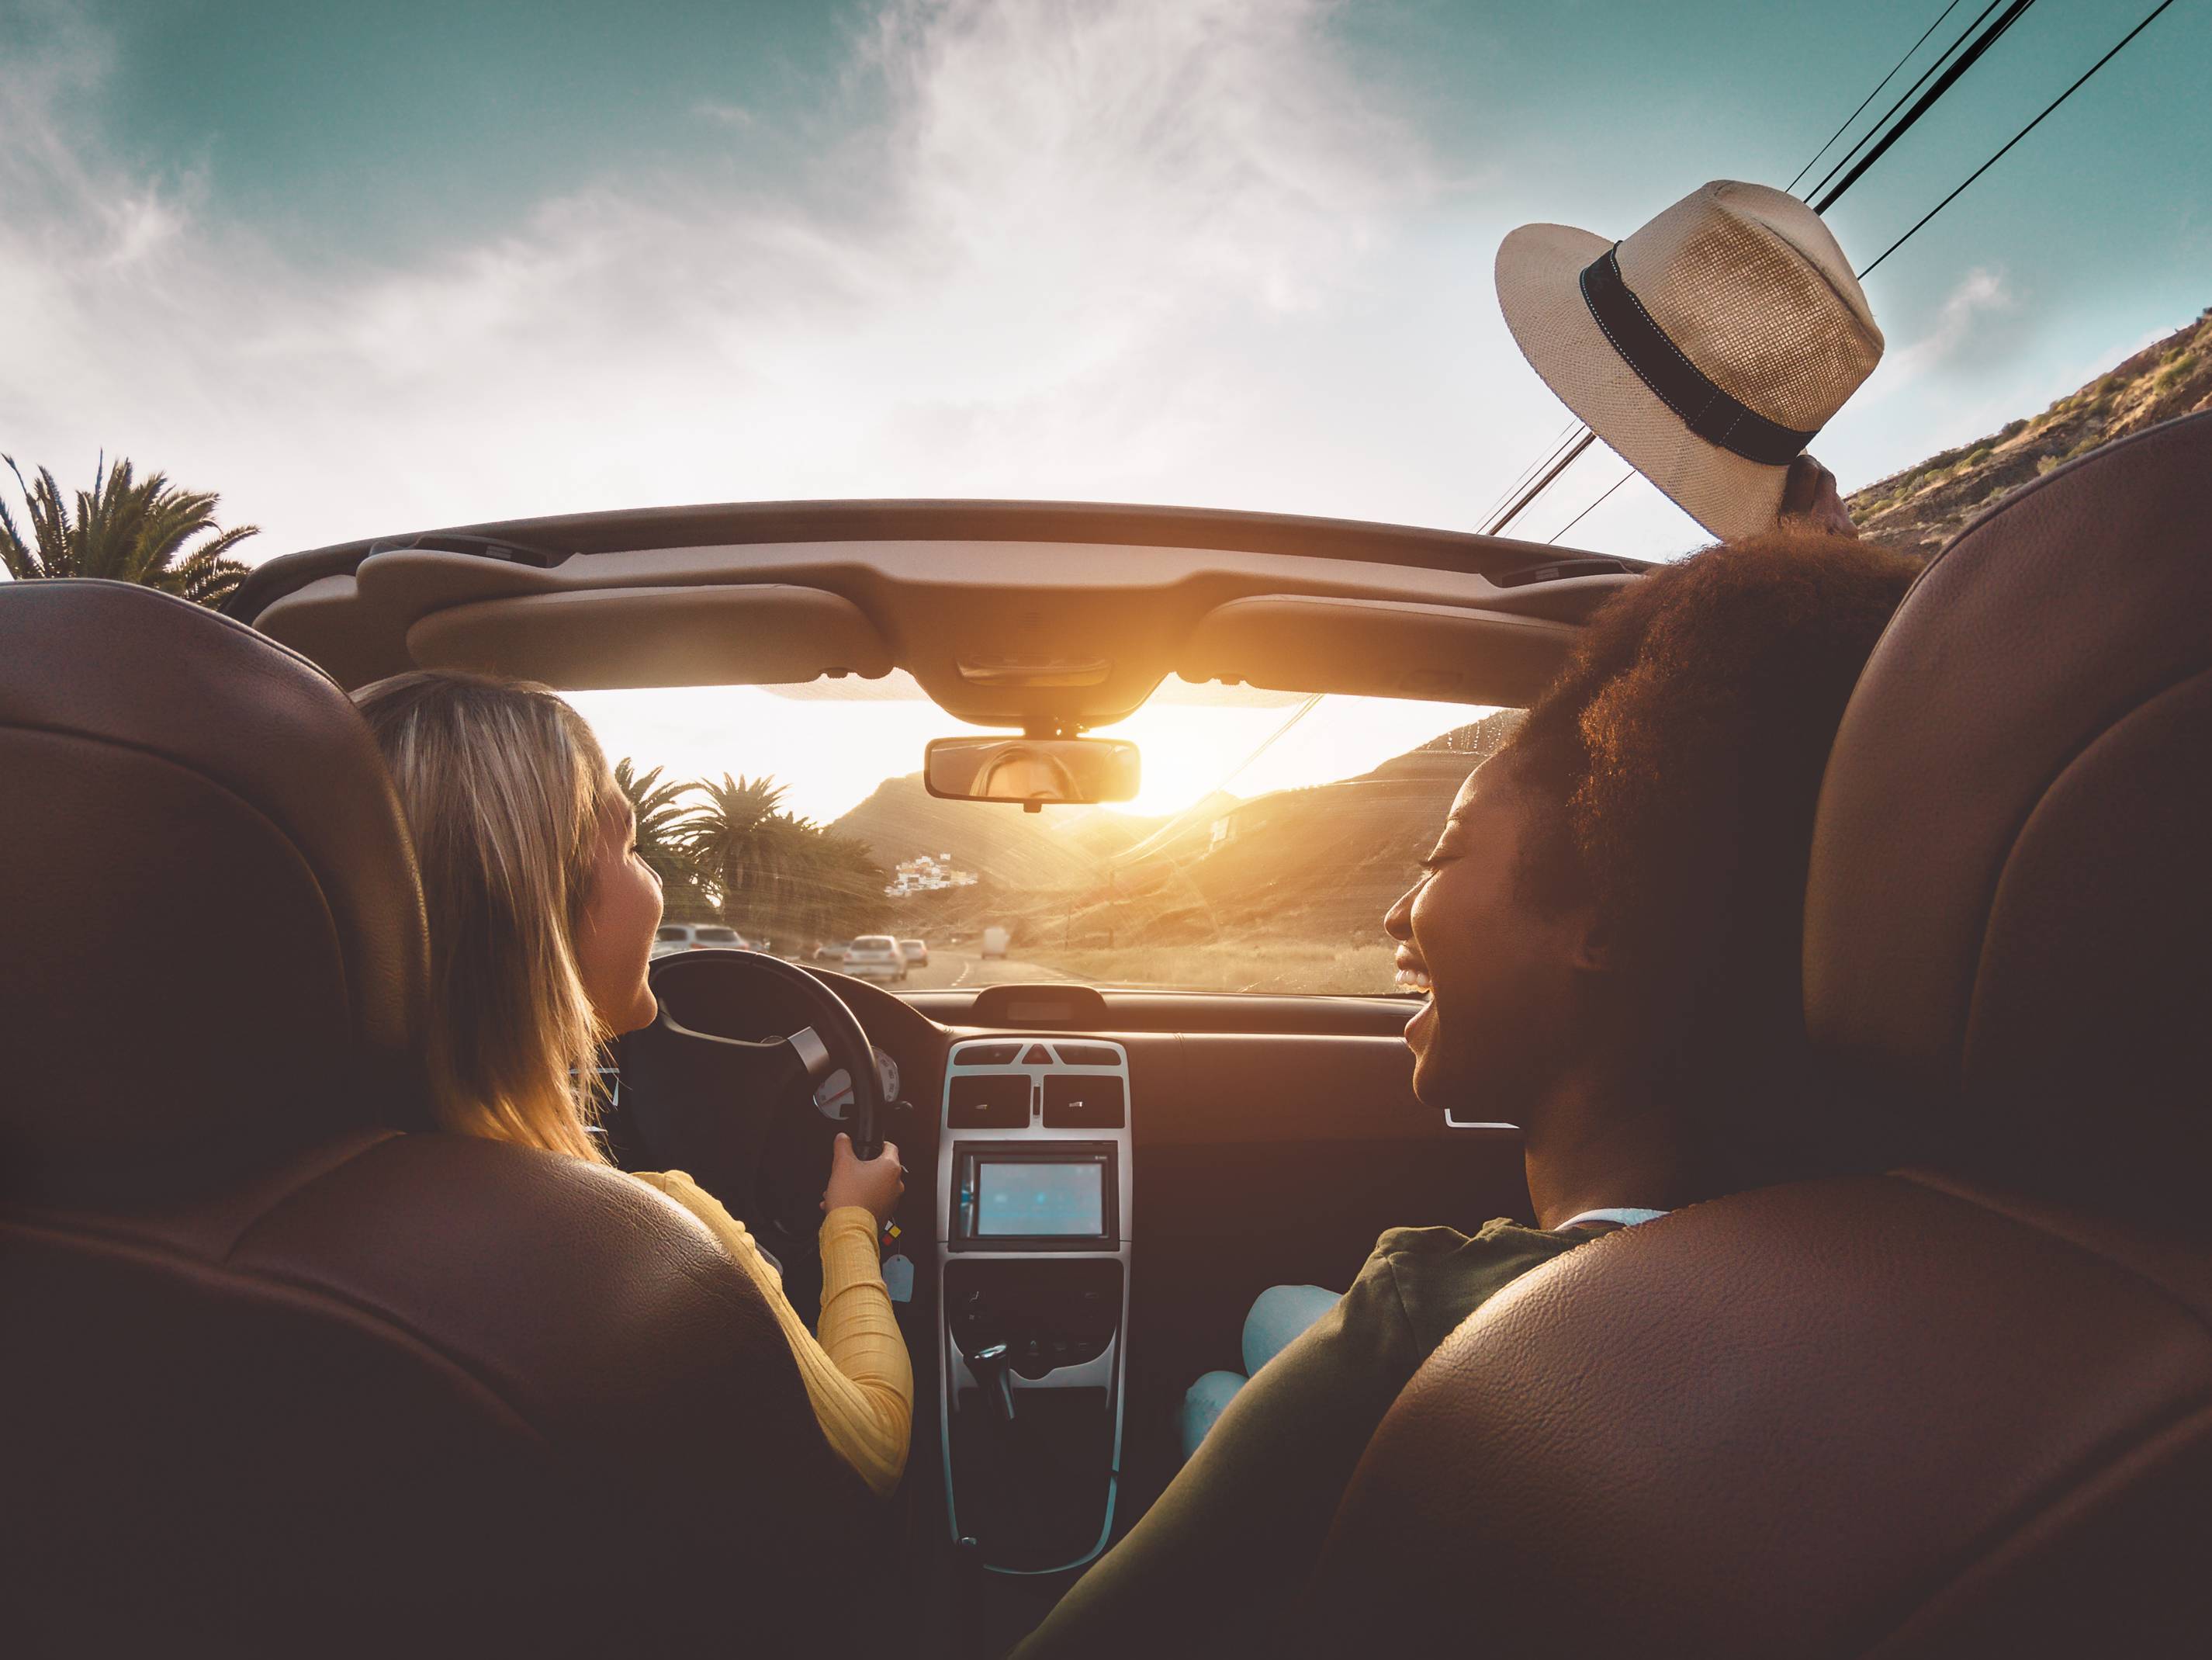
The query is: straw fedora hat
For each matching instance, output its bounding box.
[1496,180,1883,541]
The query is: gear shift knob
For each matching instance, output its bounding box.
[968,1341,1018,1426]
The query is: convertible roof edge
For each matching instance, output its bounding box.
[224,497,1644,625]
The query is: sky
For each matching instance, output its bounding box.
[6,0,2208,820]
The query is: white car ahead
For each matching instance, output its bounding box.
[653,923,749,957]
[842,935,908,982]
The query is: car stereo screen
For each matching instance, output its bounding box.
[975,1159,1105,1238]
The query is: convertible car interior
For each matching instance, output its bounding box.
[2,411,2207,1654]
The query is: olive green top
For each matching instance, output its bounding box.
[1015,1220,1601,1660]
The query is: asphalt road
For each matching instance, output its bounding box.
[828,945,1070,991]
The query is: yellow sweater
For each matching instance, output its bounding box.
[632,1171,914,1497]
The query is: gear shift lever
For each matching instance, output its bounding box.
[968,1342,1018,1426]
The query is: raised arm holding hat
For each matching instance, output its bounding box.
[1495,179,1881,541]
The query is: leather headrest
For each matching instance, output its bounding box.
[0,581,431,1196]
[1805,412,2212,1208]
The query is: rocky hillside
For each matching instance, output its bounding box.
[830,771,1159,889]
[1037,711,1526,949]
[1849,307,2212,559]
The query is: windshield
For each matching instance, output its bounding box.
[575,674,1518,996]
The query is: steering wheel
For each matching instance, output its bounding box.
[617,950,883,1243]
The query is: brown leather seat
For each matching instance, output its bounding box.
[0,582,872,1655]
[1303,412,2212,1655]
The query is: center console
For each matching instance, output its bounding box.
[936,1037,1132,1574]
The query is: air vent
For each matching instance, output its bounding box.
[949,1076,1031,1128]
[1044,1076,1125,1129]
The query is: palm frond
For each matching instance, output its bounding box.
[0,454,258,604]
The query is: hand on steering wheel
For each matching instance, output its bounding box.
[618,950,884,1242]
[822,1132,905,1226]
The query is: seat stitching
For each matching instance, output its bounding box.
[1954,665,2212,1081]
[1857,1387,2212,1657]
[1842,1173,2212,1651]
[1,1212,550,1445]
[227,1136,799,1373]
[1894,1168,2212,1336]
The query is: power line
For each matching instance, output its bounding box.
[1481,0,2060,536]
[1482,431,1596,537]
[1857,0,2182,278]
[1486,1,1996,539]
[1474,418,1584,532]
[1804,0,2018,205]
[1812,0,2041,212]
[1546,467,1635,546]
[1788,0,1968,193]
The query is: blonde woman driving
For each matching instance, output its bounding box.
[353,670,914,1497]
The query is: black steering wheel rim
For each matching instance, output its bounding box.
[617,949,882,1240]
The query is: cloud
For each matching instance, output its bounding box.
[1870,266,2016,393]
[692,99,756,128]
[0,0,1447,559]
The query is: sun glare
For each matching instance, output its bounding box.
[571,677,1492,828]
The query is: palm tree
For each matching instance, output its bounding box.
[683,775,805,930]
[801,829,889,941]
[0,454,258,607]
[613,759,697,889]
[614,757,717,921]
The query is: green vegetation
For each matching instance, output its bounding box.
[609,763,887,944]
[0,455,256,606]
[1852,303,2212,560]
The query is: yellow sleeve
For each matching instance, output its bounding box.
[632,1170,914,1498]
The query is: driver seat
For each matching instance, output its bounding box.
[1303,411,2212,1653]
[0,582,871,1654]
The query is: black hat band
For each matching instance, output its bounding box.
[1580,244,1819,467]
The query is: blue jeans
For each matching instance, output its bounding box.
[1179,1283,1342,1461]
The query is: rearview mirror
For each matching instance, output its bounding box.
[924,736,1141,811]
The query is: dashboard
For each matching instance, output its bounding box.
[624,958,1525,1597]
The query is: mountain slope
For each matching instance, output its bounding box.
[829,772,1160,889]
[1849,307,2212,558]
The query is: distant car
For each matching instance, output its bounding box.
[980,925,1009,959]
[899,937,929,968]
[843,935,907,982]
[653,922,750,957]
[813,939,853,963]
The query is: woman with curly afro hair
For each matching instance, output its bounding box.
[1019,529,1923,1660]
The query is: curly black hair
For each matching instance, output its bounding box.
[1501,531,1923,1194]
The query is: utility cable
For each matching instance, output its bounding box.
[1803,0,2016,204]
[1788,0,1968,193]
[1475,418,1584,532]
[1546,467,1635,546]
[1485,0,2030,536]
[1812,0,2040,211]
[1482,431,1596,536]
[1857,0,2182,278]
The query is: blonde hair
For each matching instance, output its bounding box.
[353,671,621,1163]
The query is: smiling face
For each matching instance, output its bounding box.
[576,793,663,1036]
[1384,757,1602,1121]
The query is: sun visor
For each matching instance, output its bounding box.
[1177,595,1577,706]
[406,585,894,690]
